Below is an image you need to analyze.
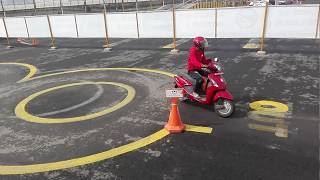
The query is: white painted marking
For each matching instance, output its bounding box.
[162,39,190,48]
[110,39,134,47]
[37,84,104,117]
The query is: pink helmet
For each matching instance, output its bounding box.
[193,36,208,50]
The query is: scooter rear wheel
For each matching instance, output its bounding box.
[214,99,234,118]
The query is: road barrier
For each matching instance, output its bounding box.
[0,5,319,50]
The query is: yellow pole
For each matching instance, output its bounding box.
[315,4,320,39]
[171,0,178,53]
[103,5,111,50]
[258,0,269,54]
[2,17,12,48]
[47,15,57,49]
[172,0,176,49]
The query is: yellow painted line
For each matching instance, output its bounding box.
[162,44,175,49]
[15,82,135,124]
[0,129,170,175]
[161,39,190,49]
[248,123,288,138]
[248,100,289,138]
[242,39,261,49]
[28,68,176,81]
[0,63,213,175]
[248,123,276,133]
[242,43,259,49]
[247,111,285,124]
[248,115,285,124]
[249,100,289,113]
[0,62,37,83]
[185,124,213,134]
[248,110,286,118]
[0,123,212,175]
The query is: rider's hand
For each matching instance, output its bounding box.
[202,64,208,68]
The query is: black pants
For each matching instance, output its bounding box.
[188,70,204,93]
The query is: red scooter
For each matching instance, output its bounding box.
[174,58,234,117]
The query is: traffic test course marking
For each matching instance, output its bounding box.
[162,39,190,48]
[15,82,136,124]
[242,38,260,49]
[0,62,213,175]
[248,100,290,138]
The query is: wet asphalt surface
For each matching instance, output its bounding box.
[0,38,319,180]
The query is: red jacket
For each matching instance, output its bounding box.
[187,46,210,72]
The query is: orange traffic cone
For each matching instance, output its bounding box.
[165,98,185,133]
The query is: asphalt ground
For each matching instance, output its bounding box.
[0,38,319,180]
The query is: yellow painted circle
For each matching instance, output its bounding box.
[249,100,288,113]
[15,82,136,123]
[0,64,212,175]
[0,62,37,82]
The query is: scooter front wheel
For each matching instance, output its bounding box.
[214,99,234,118]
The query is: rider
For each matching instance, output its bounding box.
[187,36,211,98]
